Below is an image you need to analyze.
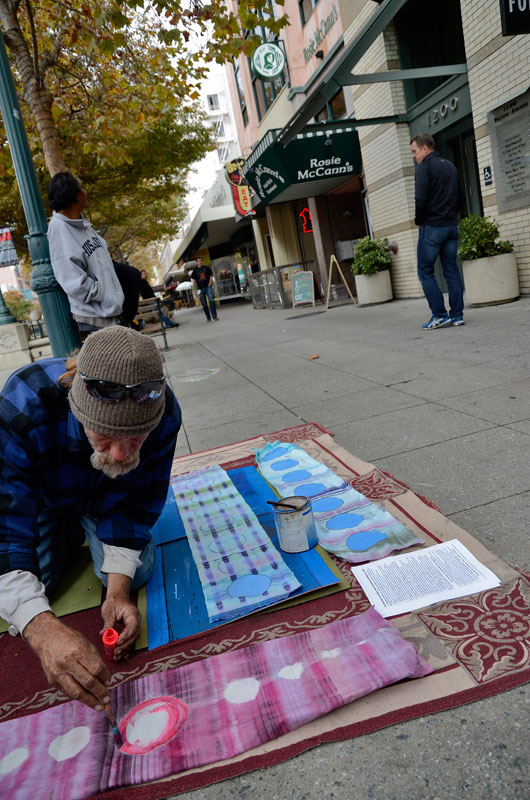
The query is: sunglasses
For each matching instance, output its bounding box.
[79,372,165,404]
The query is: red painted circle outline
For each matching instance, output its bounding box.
[119,696,188,755]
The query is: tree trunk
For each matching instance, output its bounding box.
[0,5,66,175]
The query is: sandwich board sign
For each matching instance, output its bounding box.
[292,270,315,308]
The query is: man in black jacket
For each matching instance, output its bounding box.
[411,133,466,329]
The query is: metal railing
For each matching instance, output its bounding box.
[248,261,315,309]
[26,320,47,340]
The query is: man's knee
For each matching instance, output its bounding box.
[130,537,156,590]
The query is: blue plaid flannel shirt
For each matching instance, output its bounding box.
[0,358,181,578]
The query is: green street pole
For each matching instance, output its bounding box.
[0,287,16,324]
[0,32,80,353]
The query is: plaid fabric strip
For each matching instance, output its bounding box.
[256,442,423,563]
[170,466,301,621]
[0,608,432,797]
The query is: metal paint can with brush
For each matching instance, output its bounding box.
[270,496,318,553]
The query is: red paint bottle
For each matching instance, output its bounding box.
[102,627,119,660]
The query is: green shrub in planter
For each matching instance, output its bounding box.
[350,237,391,276]
[3,290,33,321]
[457,215,513,261]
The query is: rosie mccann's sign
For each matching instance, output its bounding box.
[244,129,362,203]
[303,4,339,64]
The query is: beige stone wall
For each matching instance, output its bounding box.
[461,0,530,293]
[343,3,423,299]
[342,0,530,298]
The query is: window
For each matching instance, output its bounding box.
[207,94,220,111]
[233,62,248,126]
[394,0,466,109]
[243,3,286,121]
[250,64,285,121]
[299,0,319,27]
[315,89,346,123]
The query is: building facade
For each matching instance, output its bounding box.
[222,0,530,301]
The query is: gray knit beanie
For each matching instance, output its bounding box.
[69,327,165,437]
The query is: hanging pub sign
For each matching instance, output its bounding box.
[244,128,363,204]
[0,226,18,267]
[499,0,530,36]
[251,42,286,81]
[224,157,256,217]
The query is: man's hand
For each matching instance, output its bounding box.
[23,612,110,710]
[100,573,141,660]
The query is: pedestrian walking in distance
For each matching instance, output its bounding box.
[191,257,219,322]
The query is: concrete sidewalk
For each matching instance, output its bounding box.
[2,297,528,798]
[161,297,529,800]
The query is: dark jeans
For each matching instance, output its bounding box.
[36,511,155,595]
[199,286,218,320]
[417,224,464,318]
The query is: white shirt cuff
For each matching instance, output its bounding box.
[101,544,142,579]
[0,570,52,637]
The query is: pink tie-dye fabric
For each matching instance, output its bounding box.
[0,609,431,799]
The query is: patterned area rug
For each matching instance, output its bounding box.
[0,423,528,800]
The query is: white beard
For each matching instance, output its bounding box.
[90,449,140,479]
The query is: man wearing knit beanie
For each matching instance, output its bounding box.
[0,327,181,711]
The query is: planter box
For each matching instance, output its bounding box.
[462,252,519,306]
[354,270,393,306]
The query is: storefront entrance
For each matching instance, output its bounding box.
[436,120,482,218]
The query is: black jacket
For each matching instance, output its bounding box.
[414,151,465,227]
[112,260,141,322]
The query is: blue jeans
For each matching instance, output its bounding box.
[36,511,155,595]
[417,225,464,318]
[199,286,217,320]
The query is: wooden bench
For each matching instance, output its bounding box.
[135,297,169,350]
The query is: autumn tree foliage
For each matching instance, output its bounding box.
[0,0,287,257]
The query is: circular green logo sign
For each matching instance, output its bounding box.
[251,42,286,82]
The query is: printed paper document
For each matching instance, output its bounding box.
[351,539,501,617]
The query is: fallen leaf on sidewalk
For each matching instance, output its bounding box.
[308,354,320,360]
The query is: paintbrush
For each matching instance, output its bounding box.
[267,499,299,510]
[104,703,123,748]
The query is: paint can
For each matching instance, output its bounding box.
[271,496,318,553]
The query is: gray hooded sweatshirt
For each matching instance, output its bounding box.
[47,211,124,326]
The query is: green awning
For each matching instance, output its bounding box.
[244,125,363,205]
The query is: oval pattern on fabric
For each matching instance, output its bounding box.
[227,573,272,598]
[262,446,290,461]
[325,513,364,530]
[293,482,326,497]
[270,458,299,471]
[282,469,312,482]
[346,531,387,551]
[312,496,343,513]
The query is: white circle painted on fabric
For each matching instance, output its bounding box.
[278,662,304,680]
[126,705,169,748]
[223,677,261,704]
[321,648,342,660]
[0,747,29,775]
[48,726,91,762]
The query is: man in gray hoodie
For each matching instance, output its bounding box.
[47,172,124,335]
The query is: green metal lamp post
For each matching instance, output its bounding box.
[0,32,80,353]
[0,287,16,324]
